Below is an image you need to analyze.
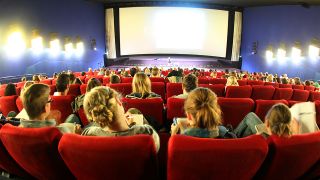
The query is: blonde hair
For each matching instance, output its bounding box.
[266,103,292,137]
[184,87,222,129]
[151,67,160,77]
[226,76,239,86]
[132,72,151,97]
[83,86,119,127]
[266,74,274,82]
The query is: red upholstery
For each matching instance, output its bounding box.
[251,85,275,100]
[166,97,185,122]
[16,82,25,88]
[78,76,85,82]
[59,134,157,180]
[150,77,165,83]
[16,96,24,111]
[151,82,165,100]
[309,91,320,101]
[122,98,164,125]
[102,77,110,85]
[51,95,75,124]
[168,135,268,180]
[237,79,247,86]
[305,85,315,91]
[109,83,132,96]
[247,80,265,86]
[256,132,320,179]
[67,84,81,97]
[198,77,209,84]
[52,79,57,85]
[273,88,293,100]
[210,78,227,85]
[292,85,304,90]
[279,84,292,88]
[80,84,87,94]
[290,89,310,102]
[49,85,56,95]
[159,133,171,180]
[85,76,103,84]
[255,100,289,120]
[166,83,183,99]
[315,101,320,126]
[0,125,74,179]
[264,82,279,88]
[225,85,252,98]
[199,84,225,97]
[16,87,21,96]
[121,77,133,83]
[0,95,19,116]
[40,79,52,85]
[78,108,89,126]
[218,98,255,127]
[0,88,5,97]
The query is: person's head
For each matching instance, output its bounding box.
[74,78,83,85]
[81,71,86,76]
[226,76,239,86]
[132,72,151,96]
[184,88,222,129]
[69,74,76,84]
[265,103,292,137]
[151,67,160,77]
[182,74,198,94]
[305,80,311,86]
[32,75,40,83]
[56,73,70,94]
[21,81,35,96]
[281,78,288,84]
[110,75,121,84]
[21,76,27,82]
[86,78,102,93]
[105,70,111,77]
[22,84,51,120]
[88,68,93,72]
[83,86,122,127]
[266,74,274,82]
[294,77,301,85]
[130,67,137,77]
[4,83,17,96]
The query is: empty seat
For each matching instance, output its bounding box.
[225,85,252,98]
[109,83,132,96]
[52,79,57,85]
[251,85,275,100]
[247,80,265,86]
[40,79,52,85]
[150,77,165,83]
[218,98,255,127]
[290,89,310,102]
[67,84,81,97]
[237,79,247,86]
[15,96,24,111]
[0,95,19,116]
[305,85,315,91]
[255,132,320,179]
[168,135,268,180]
[198,77,209,84]
[0,124,74,179]
[166,83,183,99]
[166,97,185,122]
[151,82,165,100]
[210,78,227,85]
[264,82,279,88]
[199,84,225,97]
[279,84,292,88]
[121,77,133,83]
[80,84,87,94]
[292,85,304,90]
[309,91,320,101]
[102,77,110,85]
[59,134,157,180]
[255,100,289,120]
[51,95,75,124]
[273,88,293,100]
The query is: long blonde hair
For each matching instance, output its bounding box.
[184,87,222,129]
[132,72,151,96]
[266,103,292,137]
[226,76,239,86]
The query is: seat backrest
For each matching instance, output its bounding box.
[122,98,164,125]
[225,85,252,98]
[218,98,255,127]
[80,84,87,94]
[59,134,157,180]
[256,132,320,179]
[199,84,225,97]
[109,83,132,96]
[52,79,57,85]
[15,96,24,111]
[264,82,279,88]
[51,95,75,124]
[291,89,310,102]
[309,91,320,102]
[150,77,165,83]
[166,97,186,122]
[315,101,320,126]
[67,84,81,97]
[273,88,293,100]
[102,77,110,85]
[251,85,275,100]
[292,85,304,90]
[121,77,133,83]
[151,82,165,100]
[40,79,52,85]
[16,82,25,88]
[279,84,292,88]
[255,100,289,120]
[305,85,315,91]
[49,85,56,95]
[247,80,265,86]
[168,135,268,180]
[166,83,183,99]
[0,95,19,116]
[237,79,247,86]
[210,78,227,85]
[198,77,209,84]
[0,124,74,179]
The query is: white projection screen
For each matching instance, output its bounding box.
[119,7,229,57]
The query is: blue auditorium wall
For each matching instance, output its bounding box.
[0,0,105,77]
[241,5,320,80]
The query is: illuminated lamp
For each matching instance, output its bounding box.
[49,33,61,57]
[75,36,84,56]
[6,25,26,58]
[265,45,274,63]
[277,43,287,64]
[64,37,74,57]
[291,41,302,64]
[31,29,43,54]
[309,38,320,60]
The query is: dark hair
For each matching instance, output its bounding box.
[4,83,17,96]
[182,74,198,93]
[69,74,76,84]
[56,73,70,92]
[130,68,137,77]
[74,78,83,85]
[21,76,27,82]
[281,78,288,84]
[110,75,121,84]
[81,71,86,76]
[32,75,40,82]
[86,78,102,93]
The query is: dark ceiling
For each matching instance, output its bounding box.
[90,0,320,7]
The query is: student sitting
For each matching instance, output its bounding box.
[174,73,198,99]
[54,73,70,96]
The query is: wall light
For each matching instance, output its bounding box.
[277,43,286,63]
[75,36,84,57]
[309,38,320,60]
[49,33,60,57]
[291,42,302,64]
[91,39,97,51]
[64,37,74,57]
[265,45,274,63]
[31,29,43,55]
[6,26,26,58]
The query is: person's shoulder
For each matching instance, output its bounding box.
[81,126,110,136]
[130,124,156,135]
[126,93,142,99]
[149,92,161,98]
[174,94,187,99]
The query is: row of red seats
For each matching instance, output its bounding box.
[0,124,319,179]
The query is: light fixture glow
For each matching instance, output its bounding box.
[31,37,43,54]
[309,45,319,60]
[6,31,26,57]
[277,48,286,63]
[50,39,61,56]
[266,50,274,62]
[65,43,74,57]
[291,47,302,63]
[75,42,84,56]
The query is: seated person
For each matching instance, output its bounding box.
[21,76,27,82]
[32,74,40,83]
[54,73,70,96]
[167,69,183,83]
[171,87,235,138]
[210,70,217,78]
[290,102,319,134]
[126,72,161,99]
[226,76,239,87]
[81,86,160,152]
[150,67,160,77]
[175,73,198,99]
[4,83,17,96]
[110,74,121,84]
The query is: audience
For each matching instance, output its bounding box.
[54,73,70,96]
[21,76,27,82]
[175,74,198,99]
[32,75,40,83]
[110,74,121,84]
[151,67,160,77]
[226,76,239,87]
[4,83,17,96]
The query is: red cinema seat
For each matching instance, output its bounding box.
[255,132,320,179]
[225,85,252,98]
[109,83,132,96]
[251,85,275,100]
[49,85,56,95]
[159,133,171,180]
[150,77,165,83]
[292,85,304,90]
[168,135,268,180]
[51,95,75,124]
[103,77,110,85]
[121,77,133,83]
[237,79,247,86]
[16,96,23,111]
[279,84,292,88]
[218,98,255,128]
[78,108,89,127]
[247,80,265,86]
[210,78,227,85]
[0,88,5,97]
[315,101,320,126]
[166,97,185,122]
[59,134,157,180]
[166,83,183,99]
[198,77,209,84]
[305,86,315,91]
[151,82,165,100]
[78,76,85,82]
[0,125,74,179]
[273,88,293,100]
[264,82,279,88]
[199,84,225,97]
[67,84,81,97]
[52,79,57,85]
[0,95,19,116]
[80,84,87,94]
[15,87,21,96]
[309,91,320,101]
[122,98,164,125]
[290,89,310,102]
[255,100,289,120]
[40,79,52,85]
[16,82,25,88]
